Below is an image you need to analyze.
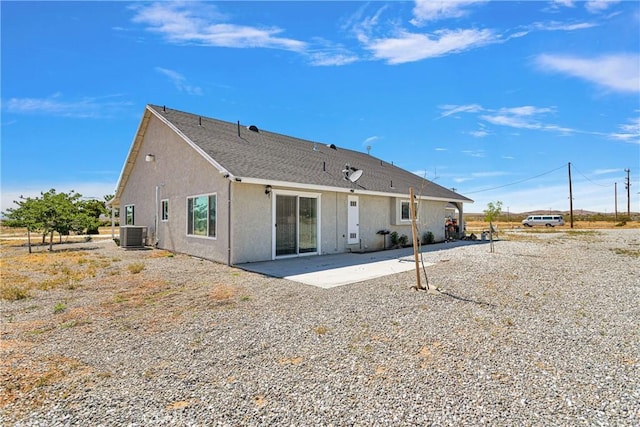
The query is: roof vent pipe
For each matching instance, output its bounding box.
[163,105,166,112]
[198,116,202,126]
[237,121,240,137]
[323,161,326,171]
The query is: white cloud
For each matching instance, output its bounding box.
[155,67,203,95]
[363,136,381,145]
[468,130,489,138]
[438,104,485,119]
[532,20,598,31]
[593,168,622,175]
[481,113,541,130]
[366,28,497,64]
[552,0,576,7]
[500,106,555,116]
[4,94,132,118]
[307,39,359,66]
[131,2,306,52]
[441,103,585,136]
[585,0,620,14]
[535,53,640,93]
[461,149,486,158]
[410,0,487,26]
[609,116,640,144]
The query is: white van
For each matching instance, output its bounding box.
[522,215,565,227]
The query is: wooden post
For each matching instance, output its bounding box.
[409,187,423,290]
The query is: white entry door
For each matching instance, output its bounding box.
[347,195,359,244]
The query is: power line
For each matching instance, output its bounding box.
[571,164,611,187]
[463,164,566,194]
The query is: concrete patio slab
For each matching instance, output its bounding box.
[237,240,485,288]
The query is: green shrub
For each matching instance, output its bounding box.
[53,302,66,314]
[422,231,434,245]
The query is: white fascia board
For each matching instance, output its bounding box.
[148,106,235,180]
[112,109,153,206]
[238,177,472,204]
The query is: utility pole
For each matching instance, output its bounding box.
[614,182,618,221]
[568,162,574,228]
[624,169,631,217]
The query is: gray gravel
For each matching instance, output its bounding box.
[2,228,639,426]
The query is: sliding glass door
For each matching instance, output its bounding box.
[275,193,319,258]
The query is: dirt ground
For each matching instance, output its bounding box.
[1,225,638,423]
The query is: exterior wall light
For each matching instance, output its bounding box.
[265,185,272,195]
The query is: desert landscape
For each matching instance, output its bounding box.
[1,223,638,425]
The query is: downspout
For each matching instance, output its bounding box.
[227,179,232,266]
[154,185,159,246]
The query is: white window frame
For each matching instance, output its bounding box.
[124,204,134,225]
[186,193,217,239]
[161,199,169,222]
[400,200,419,222]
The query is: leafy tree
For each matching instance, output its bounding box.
[2,189,102,252]
[2,195,46,253]
[484,201,502,253]
[80,199,107,234]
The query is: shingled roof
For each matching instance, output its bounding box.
[116,104,472,204]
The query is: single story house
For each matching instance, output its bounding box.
[111,105,473,265]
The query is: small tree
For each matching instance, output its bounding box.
[484,201,502,253]
[79,199,107,234]
[2,189,99,252]
[2,196,46,253]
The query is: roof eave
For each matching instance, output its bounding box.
[237,177,473,203]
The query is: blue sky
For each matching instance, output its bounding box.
[2,0,639,214]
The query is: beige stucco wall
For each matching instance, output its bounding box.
[119,114,231,264]
[230,184,273,263]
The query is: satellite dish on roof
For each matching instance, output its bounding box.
[348,169,363,183]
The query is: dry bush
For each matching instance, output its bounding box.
[209,283,236,303]
[127,262,145,274]
[0,249,112,300]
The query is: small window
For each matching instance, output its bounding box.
[350,200,357,207]
[187,194,216,238]
[124,205,134,225]
[161,199,169,221]
[401,201,418,221]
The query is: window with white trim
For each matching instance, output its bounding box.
[124,205,134,225]
[161,199,169,221]
[401,200,418,221]
[187,194,216,238]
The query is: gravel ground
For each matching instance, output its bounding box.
[1,229,639,426]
